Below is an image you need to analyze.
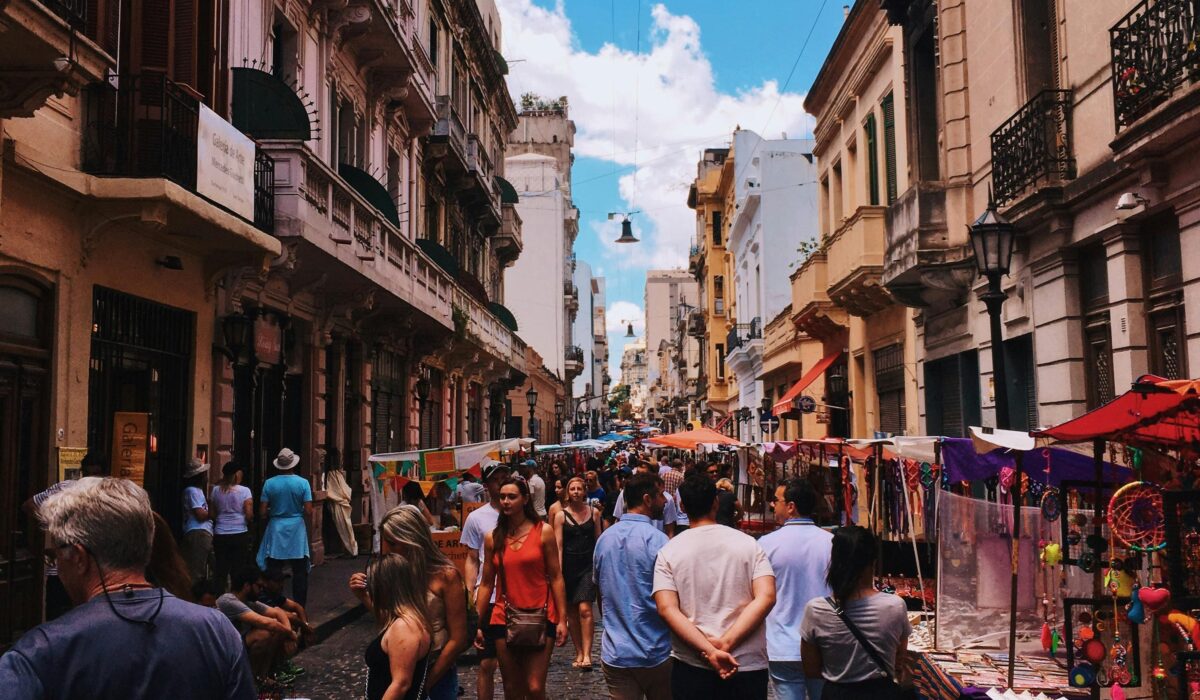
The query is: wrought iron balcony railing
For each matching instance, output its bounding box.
[990,89,1075,206]
[726,318,762,352]
[1110,0,1200,129]
[45,0,87,27]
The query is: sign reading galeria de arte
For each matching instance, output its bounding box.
[111,412,150,486]
[432,531,470,579]
[196,104,255,220]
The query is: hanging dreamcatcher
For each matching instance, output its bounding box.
[1108,481,1167,553]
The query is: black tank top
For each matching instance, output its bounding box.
[562,507,597,559]
[365,625,430,700]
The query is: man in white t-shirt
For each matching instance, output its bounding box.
[519,459,547,516]
[459,461,509,700]
[653,473,776,699]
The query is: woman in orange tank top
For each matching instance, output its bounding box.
[474,475,568,699]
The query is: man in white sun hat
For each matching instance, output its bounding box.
[256,448,312,607]
[180,458,214,583]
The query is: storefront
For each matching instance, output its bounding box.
[87,287,195,526]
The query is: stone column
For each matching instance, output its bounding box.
[1103,225,1148,391]
[308,332,330,565]
[1031,251,1087,427]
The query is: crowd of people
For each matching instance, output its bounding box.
[0,443,914,700]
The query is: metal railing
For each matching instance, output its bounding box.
[45,0,87,27]
[990,89,1074,205]
[83,73,199,190]
[1110,0,1200,129]
[254,150,275,233]
[725,318,762,352]
[565,346,584,365]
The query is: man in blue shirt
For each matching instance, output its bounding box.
[757,478,833,700]
[593,473,672,700]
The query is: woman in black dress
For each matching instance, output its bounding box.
[364,553,432,700]
[552,476,600,669]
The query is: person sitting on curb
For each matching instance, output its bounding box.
[217,565,301,683]
[257,567,315,649]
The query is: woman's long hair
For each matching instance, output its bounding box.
[380,505,453,574]
[147,512,193,600]
[367,553,431,632]
[218,461,241,493]
[493,476,540,550]
[826,525,879,607]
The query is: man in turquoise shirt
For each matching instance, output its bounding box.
[256,448,313,606]
[593,473,671,700]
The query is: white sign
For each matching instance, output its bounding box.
[196,104,255,220]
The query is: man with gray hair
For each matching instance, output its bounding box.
[0,477,256,699]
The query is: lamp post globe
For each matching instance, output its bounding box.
[968,190,1017,431]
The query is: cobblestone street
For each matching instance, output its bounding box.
[288,615,609,699]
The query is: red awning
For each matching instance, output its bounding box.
[1032,375,1200,447]
[646,427,743,450]
[772,350,843,416]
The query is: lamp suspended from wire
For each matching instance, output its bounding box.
[626,322,635,338]
[608,211,641,243]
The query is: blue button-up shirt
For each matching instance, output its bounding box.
[593,513,672,668]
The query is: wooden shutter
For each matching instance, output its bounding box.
[138,0,173,74]
[882,93,898,204]
[173,0,196,88]
[865,113,880,206]
[873,345,905,435]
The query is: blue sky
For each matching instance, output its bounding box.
[498,0,846,380]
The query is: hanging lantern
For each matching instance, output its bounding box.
[625,322,635,338]
[615,218,639,243]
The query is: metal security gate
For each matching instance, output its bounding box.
[88,287,194,528]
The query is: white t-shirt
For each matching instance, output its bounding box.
[210,484,253,535]
[652,524,775,671]
[183,486,213,534]
[460,502,500,601]
[527,473,547,516]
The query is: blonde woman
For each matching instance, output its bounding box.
[552,477,600,669]
[364,553,433,700]
[351,505,469,700]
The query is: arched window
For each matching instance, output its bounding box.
[0,276,47,346]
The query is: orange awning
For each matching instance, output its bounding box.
[647,427,743,450]
[772,350,843,416]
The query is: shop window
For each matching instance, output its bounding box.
[1144,212,1186,380]
[873,344,906,435]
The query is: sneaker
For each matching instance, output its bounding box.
[280,660,306,677]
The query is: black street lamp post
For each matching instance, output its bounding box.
[555,399,564,442]
[526,385,539,439]
[968,194,1017,431]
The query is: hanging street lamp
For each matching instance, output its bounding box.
[608,211,641,243]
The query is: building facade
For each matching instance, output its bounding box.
[643,270,699,428]
[620,338,650,417]
[688,148,735,428]
[0,0,530,643]
[722,130,819,442]
[878,0,1198,435]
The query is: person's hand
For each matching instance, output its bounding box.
[555,621,569,647]
[474,628,486,651]
[706,635,731,652]
[703,647,738,679]
[348,572,368,603]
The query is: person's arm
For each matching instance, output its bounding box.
[553,511,565,570]
[541,522,570,647]
[349,572,373,610]
[714,574,775,651]
[895,634,911,684]
[381,617,425,700]
[801,639,824,678]
[473,532,497,649]
[418,500,436,528]
[654,589,738,678]
[591,507,601,540]
[733,499,744,524]
[259,495,270,521]
[241,493,254,525]
[462,516,481,602]
[188,489,211,522]
[239,609,293,636]
[425,569,469,689]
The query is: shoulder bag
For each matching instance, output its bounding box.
[498,523,550,647]
[824,596,916,700]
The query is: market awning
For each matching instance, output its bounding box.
[772,350,842,416]
[647,427,742,450]
[1032,374,1200,448]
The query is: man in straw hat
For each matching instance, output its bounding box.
[256,448,313,607]
[181,458,214,583]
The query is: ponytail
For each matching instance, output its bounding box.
[826,525,879,607]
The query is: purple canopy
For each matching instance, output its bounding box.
[939,437,1133,485]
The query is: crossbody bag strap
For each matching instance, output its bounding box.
[825,597,894,681]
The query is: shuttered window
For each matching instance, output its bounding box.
[864,113,880,206]
[1084,316,1114,409]
[1145,212,1187,380]
[874,344,906,435]
[925,352,982,438]
[882,92,898,204]
[372,348,406,453]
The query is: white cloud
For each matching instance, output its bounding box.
[498,0,815,269]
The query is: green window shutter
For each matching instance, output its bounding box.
[864,113,880,206]
[882,92,898,204]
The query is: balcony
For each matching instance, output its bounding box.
[990,90,1075,206]
[564,281,580,311]
[466,134,501,224]
[1109,0,1200,157]
[565,346,584,376]
[790,253,847,341]
[493,204,523,265]
[0,0,112,118]
[824,206,891,317]
[81,73,276,240]
[430,96,469,172]
[882,183,974,309]
[687,309,705,338]
[334,0,434,127]
[726,318,762,352]
[263,141,527,375]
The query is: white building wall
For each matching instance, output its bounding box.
[504,153,567,378]
[573,260,595,400]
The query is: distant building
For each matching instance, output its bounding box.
[643,270,700,430]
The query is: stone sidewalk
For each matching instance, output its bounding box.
[293,554,370,640]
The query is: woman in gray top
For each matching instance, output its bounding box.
[800,525,910,699]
